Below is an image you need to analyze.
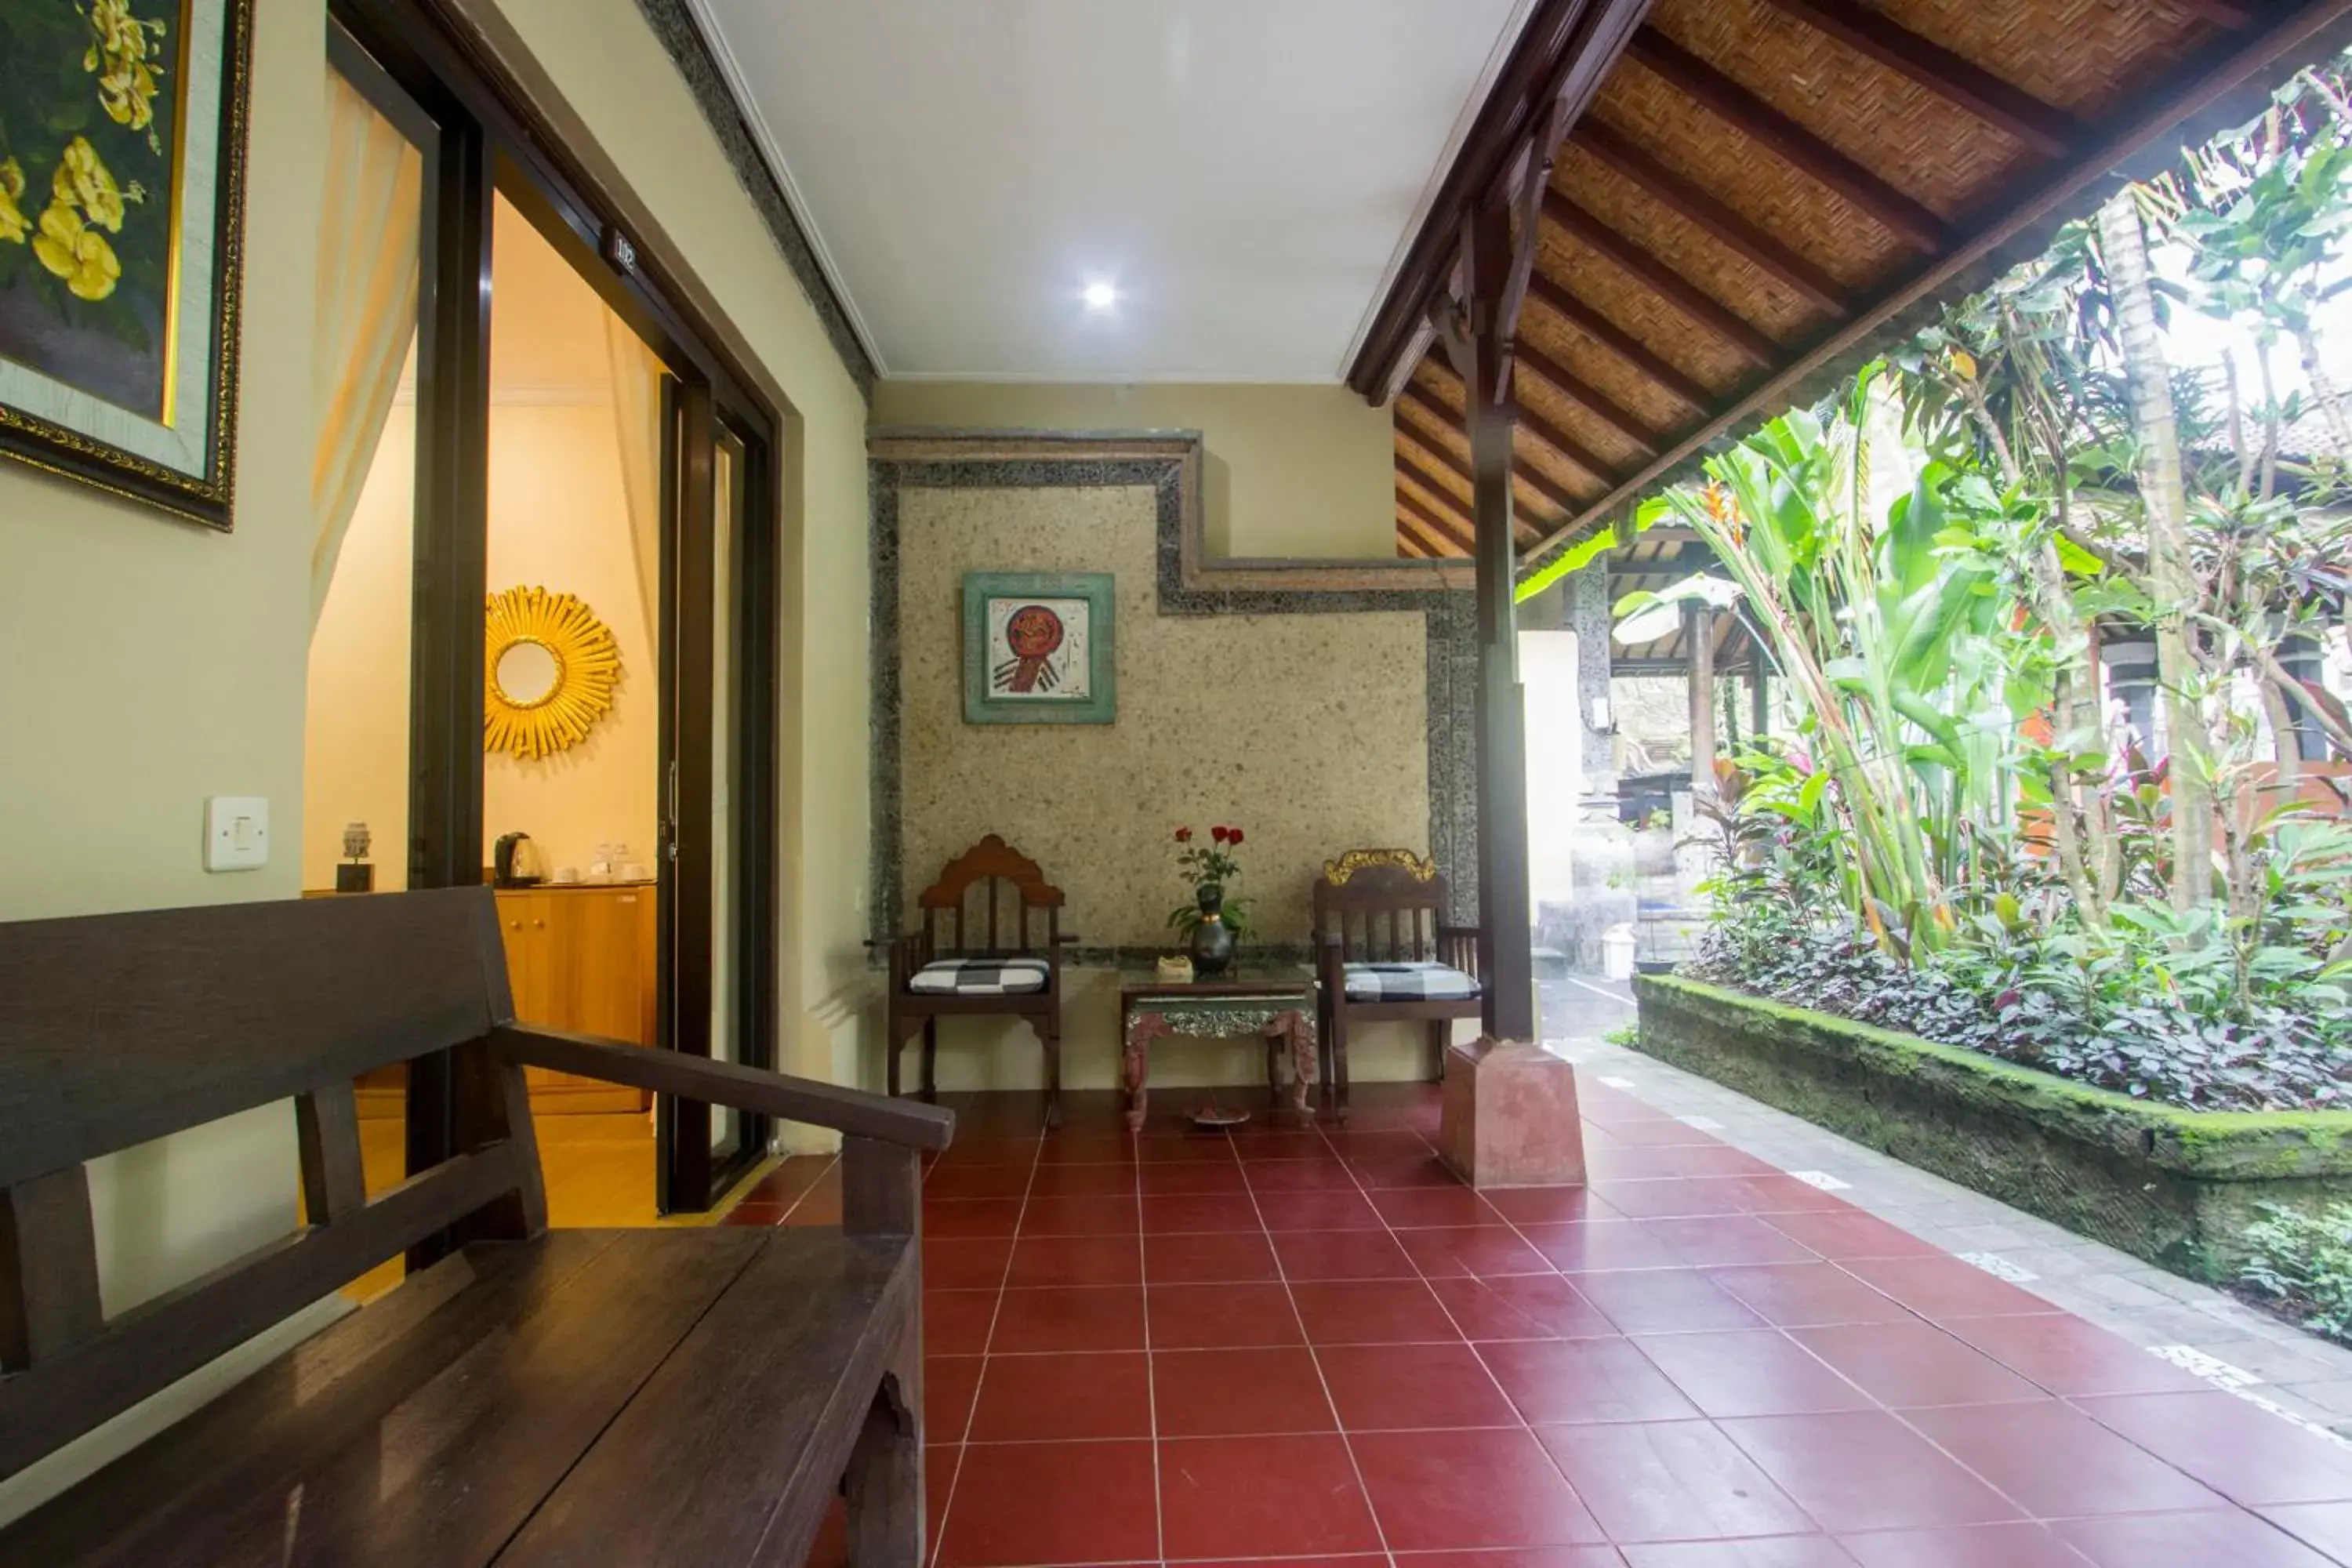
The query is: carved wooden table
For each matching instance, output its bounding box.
[1119,964,1319,1133]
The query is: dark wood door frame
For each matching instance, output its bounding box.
[329,0,784,1224]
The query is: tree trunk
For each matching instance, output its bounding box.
[2098,188,2212,911]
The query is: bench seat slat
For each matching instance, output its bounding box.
[495,1230,918,1568]
[0,1228,778,1568]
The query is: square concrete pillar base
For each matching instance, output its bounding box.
[1438,1036,1586,1189]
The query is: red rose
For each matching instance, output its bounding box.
[1175,827,1192,842]
[1228,829,1244,844]
[1211,826,1229,843]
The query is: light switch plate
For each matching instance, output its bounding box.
[203,796,270,872]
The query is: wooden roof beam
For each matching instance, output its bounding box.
[1398,488,1472,556]
[1626,27,1955,252]
[1515,341,1669,454]
[1542,193,1782,368]
[1522,273,1717,412]
[1395,426,1562,536]
[1754,0,2079,157]
[1568,123,1852,315]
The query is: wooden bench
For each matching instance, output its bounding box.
[1312,848,1484,1116]
[0,887,952,1568]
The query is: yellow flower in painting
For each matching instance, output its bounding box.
[0,160,27,246]
[33,204,122,303]
[82,0,168,134]
[53,138,128,233]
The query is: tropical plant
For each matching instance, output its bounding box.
[2243,1201,2352,1343]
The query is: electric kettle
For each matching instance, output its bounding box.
[493,831,546,887]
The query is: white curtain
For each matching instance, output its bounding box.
[310,70,424,624]
[604,309,666,649]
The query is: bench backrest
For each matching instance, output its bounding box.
[916,834,1065,957]
[0,887,544,1478]
[1312,848,1450,964]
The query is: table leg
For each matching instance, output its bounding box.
[1123,1013,1169,1133]
[1279,1010,1316,1117]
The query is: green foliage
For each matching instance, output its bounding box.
[2242,1201,2352,1341]
[1601,1022,1639,1048]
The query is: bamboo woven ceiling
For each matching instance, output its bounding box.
[1388,0,2345,565]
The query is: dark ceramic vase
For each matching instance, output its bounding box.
[1188,884,1236,977]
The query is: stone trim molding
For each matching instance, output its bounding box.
[868,430,1478,953]
[634,0,878,396]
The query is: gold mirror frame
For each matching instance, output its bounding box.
[484,586,620,760]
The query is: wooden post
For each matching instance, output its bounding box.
[1462,195,1537,1046]
[1687,604,1716,799]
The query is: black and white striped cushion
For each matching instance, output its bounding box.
[1341,961,1479,1002]
[909,957,1050,996]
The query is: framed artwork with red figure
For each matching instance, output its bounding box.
[961,571,1116,724]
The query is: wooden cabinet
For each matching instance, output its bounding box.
[496,884,660,1113]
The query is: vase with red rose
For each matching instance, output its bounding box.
[1168,824,1250,977]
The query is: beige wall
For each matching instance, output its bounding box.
[0,0,880,1519]
[871,381,1399,560]
[893,480,1446,1091]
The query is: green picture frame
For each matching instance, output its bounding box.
[0,0,255,528]
[962,571,1116,725]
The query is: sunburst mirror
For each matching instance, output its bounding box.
[484,586,621,760]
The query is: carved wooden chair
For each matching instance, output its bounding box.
[1312,848,1482,1116]
[874,835,1073,1126]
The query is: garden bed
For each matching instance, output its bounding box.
[1632,973,2352,1283]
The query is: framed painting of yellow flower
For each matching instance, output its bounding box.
[0,0,253,528]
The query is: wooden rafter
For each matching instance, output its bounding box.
[1401,380,1601,502]
[1414,365,1621,486]
[1393,431,1548,541]
[1753,0,2078,156]
[1519,0,2352,570]
[1542,193,1780,367]
[1518,340,1668,453]
[1397,488,1472,556]
[1523,273,1716,412]
[1568,122,1849,315]
[1626,27,1955,252]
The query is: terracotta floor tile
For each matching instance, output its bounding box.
[925,1355,984,1439]
[1017,1194,1142,1237]
[1323,1128,1433,1158]
[1248,1158,1370,1192]
[1348,1151,1469,1189]
[931,1138,1044,1170]
[1644,1215,1820,1268]
[1586,1142,1779,1181]
[1160,1433,1384,1559]
[720,1201,787,1227]
[1258,1189,1388,1232]
[1905,1399,2227,1517]
[1350,1426,1606,1550]
[1399,1224,1553,1279]
[989,1285,1146,1353]
[1632,1330,1873,1420]
[1595,1178,1758,1220]
[1477,1274,1621,1338]
[1005,1232,1143,1287]
[1480,1336,1701,1425]
[1291,1278,1463,1344]
[1033,1134,1137,1166]
[1934,1313,2209,1398]
[1524,1220,1688,1273]
[1025,1161,1138,1198]
[924,1237,1014,1291]
[1147,1280,1303,1348]
[924,1199,1025,1240]
[1617,1541,1856,1566]
[1141,1192,1263,1234]
[1762,1210,1941,1261]
[1538,1419,1820,1543]
[1137,1134,1250,1164]
[1317,1341,1521,1431]
[2053,1510,2339,1566]
[1145,1229,1281,1284]
[923,1164,1035,1202]
[1139,1159,1250,1194]
[1835,1523,2086,1566]
[1839,1257,2055,1319]
[1274,1228,1422,1281]
[935,1438,1158,1566]
[1790,1321,2045,1408]
[1718,1412,2024,1533]
[967,1350,1153,1443]
[1372,1186,1507,1229]
[1598,1119,1730,1149]
[925,1290,1000,1357]
[1573,1268,1768,1334]
[2259,1501,2352,1563]
[926,1444,960,1556]
[1385,1551,1623,1568]
[1733,1176,1860,1215]
[1152,1345,1336,1437]
[1704,1264,1913,1329]
[1428,1273,1602,1341]
[2074,1391,2352,1507]
[1486,1186,1624,1225]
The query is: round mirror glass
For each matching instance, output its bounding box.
[496,640,561,709]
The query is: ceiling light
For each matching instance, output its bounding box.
[1082,281,1119,312]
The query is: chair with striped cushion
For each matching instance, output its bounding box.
[1312,848,1482,1116]
[873,837,1073,1124]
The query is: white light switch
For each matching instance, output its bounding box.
[203,796,270,872]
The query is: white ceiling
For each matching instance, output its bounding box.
[690,0,1531,383]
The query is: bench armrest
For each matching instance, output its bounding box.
[492,1024,955,1151]
[1436,925,1480,973]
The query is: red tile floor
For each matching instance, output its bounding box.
[726,1080,2352,1566]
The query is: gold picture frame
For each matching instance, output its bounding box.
[484,586,620,760]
